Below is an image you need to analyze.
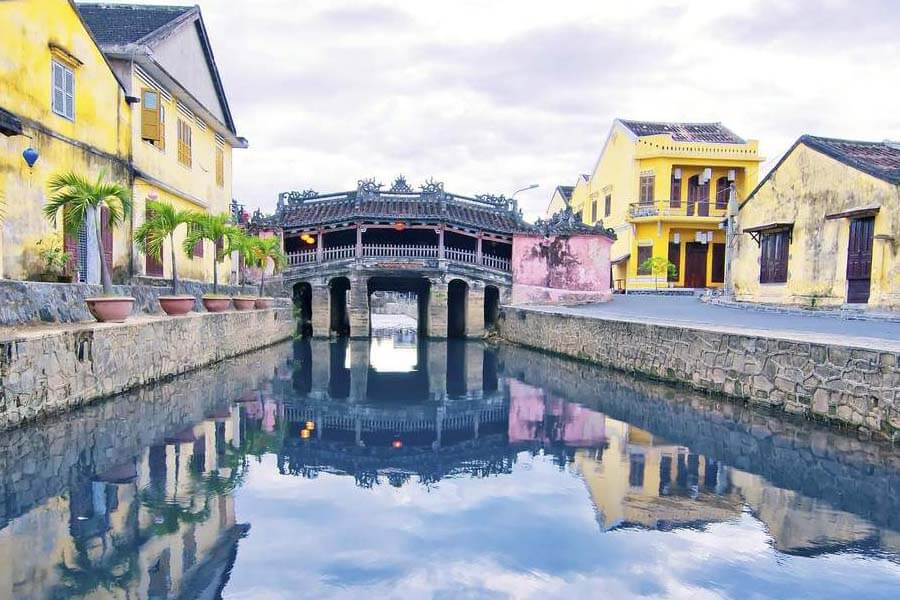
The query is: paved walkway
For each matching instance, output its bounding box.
[528,296,900,344]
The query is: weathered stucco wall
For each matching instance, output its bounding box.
[511,234,613,304]
[733,143,900,309]
[497,307,900,437]
[0,308,293,429]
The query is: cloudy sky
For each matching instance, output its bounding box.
[122,0,898,219]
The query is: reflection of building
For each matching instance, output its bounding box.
[0,411,248,599]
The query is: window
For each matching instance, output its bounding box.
[215,146,225,187]
[760,230,789,283]
[51,61,75,120]
[590,199,597,223]
[141,88,162,144]
[670,174,682,208]
[711,243,725,283]
[636,245,653,275]
[715,177,730,210]
[177,118,192,167]
[639,174,654,205]
[604,194,611,217]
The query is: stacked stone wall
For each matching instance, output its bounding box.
[497,307,900,437]
[0,308,294,429]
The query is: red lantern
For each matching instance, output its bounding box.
[393,222,406,232]
[392,439,403,449]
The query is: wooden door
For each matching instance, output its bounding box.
[684,242,708,288]
[667,242,681,282]
[145,207,165,277]
[711,243,726,283]
[100,206,113,272]
[687,176,710,216]
[846,217,874,303]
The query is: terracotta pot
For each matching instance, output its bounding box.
[202,297,232,312]
[86,297,135,323]
[254,297,274,309]
[233,297,256,311]
[158,295,195,316]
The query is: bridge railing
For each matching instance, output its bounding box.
[285,244,511,271]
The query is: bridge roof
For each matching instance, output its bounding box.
[271,177,530,234]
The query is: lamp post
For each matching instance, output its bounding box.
[511,183,539,199]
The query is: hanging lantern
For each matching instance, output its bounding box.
[393,222,406,232]
[22,147,39,168]
[305,420,316,431]
[391,438,403,449]
[300,429,311,439]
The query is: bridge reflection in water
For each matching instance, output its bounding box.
[1,337,899,598]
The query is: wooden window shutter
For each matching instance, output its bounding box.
[177,119,192,167]
[141,89,161,142]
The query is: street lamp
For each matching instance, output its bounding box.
[511,183,539,199]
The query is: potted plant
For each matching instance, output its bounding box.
[134,200,198,316]
[33,234,72,282]
[227,229,257,310]
[248,235,286,309]
[44,171,134,322]
[639,256,678,291]
[183,212,239,312]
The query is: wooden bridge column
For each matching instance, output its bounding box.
[427,279,448,338]
[310,283,330,337]
[348,276,370,338]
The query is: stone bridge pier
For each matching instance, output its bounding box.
[295,271,508,339]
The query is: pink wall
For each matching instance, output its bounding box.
[510,233,613,304]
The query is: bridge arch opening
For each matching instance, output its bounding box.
[484,285,500,331]
[367,276,431,337]
[293,282,312,337]
[329,276,351,337]
[447,279,468,338]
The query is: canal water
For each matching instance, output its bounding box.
[1,334,899,599]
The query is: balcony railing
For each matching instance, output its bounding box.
[629,200,727,219]
[286,244,511,272]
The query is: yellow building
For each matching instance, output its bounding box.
[545,184,573,217]
[0,1,246,285]
[573,120,763,291]
[78,2,248,283]
[732,136,900,309]
[0,0,132,281]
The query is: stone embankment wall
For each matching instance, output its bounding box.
[0,308,294,429]
[497,307,900,437]
[0,342,293,529]
[0,278,287,326]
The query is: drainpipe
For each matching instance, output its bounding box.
[723,183,738,299]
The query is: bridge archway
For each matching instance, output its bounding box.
[329,277,351,337]
[367,276,431,337]
[293,282,312,337]
[484,285,500,331]
[447,279,468,338]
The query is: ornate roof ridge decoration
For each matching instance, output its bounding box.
[532,207,617,239]
[388,175,414,193]
[277,189,319,211]
[357,177,383,194]
[474,193,513,211]
[419,177,445,195]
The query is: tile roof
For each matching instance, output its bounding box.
[619,120,746,144]
[555,185,574,201]
[76,3,194,46]
[276,192,530,234]
[801,135,900,184]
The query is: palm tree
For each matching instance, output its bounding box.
[182,213,240,294]
[248,236,286,297]
[225,228,254,292]
[44,171,132,295]
[133,200,197,294]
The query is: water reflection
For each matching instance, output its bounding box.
[1,336,899,598]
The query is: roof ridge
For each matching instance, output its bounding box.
[76,2,194,10]
[801,134,896,147]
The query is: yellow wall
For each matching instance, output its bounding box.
[580,122,761,290]
[0,0,132,280]
[733,143,900,308]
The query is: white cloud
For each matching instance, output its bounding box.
[111,0,900,219]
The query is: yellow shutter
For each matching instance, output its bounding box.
[177,119,192,167]
[141,88,160,142]
[215,147,224,187]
